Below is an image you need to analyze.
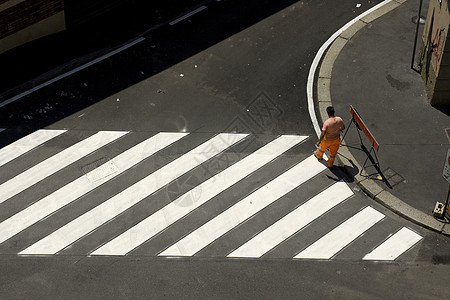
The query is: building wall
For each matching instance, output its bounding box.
[64,0,129,28]
[419,0,450,106]
[0,0,65,54]
[0,0,209,55]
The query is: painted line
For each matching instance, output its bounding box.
[19,133,248,255]
[0,131,128,204]
[307,0,392,137]
[0,128,5,133]
[294,206,385,260]
[0,129,67,167]
[0,37,145,108]
[159,155,327,257]
[0,132,187,245]
[169,6,207,25]
[91,135,308,256]
[228,181,353,258]
[363,227,423,261]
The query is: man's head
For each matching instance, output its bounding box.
[326,106,335,117]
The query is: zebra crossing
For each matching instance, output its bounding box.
[0,129,422,260]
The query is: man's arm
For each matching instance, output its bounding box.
[339,117,345,131]
[316,130,326,146]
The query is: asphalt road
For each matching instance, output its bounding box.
[0,0,386,135]
[1,0,450,299]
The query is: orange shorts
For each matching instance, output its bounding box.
[314,138,340,167]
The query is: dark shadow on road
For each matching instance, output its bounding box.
[338,143,394,189]
[326,165,354,184]
[0,0,302,146]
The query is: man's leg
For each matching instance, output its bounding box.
[315,141,326,160]
[326,139,340,167]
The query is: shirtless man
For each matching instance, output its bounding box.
[315,106,345,168]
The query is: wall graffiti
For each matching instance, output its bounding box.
[421,0,449,77]
[431,27,446,66]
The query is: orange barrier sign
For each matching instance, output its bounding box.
[443,149,450,184]
[350,105,380,151]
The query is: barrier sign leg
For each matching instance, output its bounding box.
[340,106,381,178]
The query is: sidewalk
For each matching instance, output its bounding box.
[318,0,450,235]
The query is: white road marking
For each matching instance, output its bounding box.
[0,38,145,108]
[228,181,353,258]
[363,227,423,261]
[294,206,385,260]
[0,131,128,204]
[307,0,392,137]
[0,129,66,167]
[19,133,248,255]
[91,135,308,256]
[169,6,207,25]
[159,155,326,257]
[0,132,187,245]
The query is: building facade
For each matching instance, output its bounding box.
[0,0,65,54]
[419,0,450,106]
[0,0,138,55]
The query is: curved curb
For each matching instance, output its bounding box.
[315,0,450,236]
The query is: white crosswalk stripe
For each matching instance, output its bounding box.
[0,131,128,204]
[0,129,423,261]
[0,132,187,245]
[159,155,326,257]
[227,181,353,258]
[294,206,385,259]
[363,227,423,261]
[19,133,248,255]
[0,129,66,167]
[91,135,307,256]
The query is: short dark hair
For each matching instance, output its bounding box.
[326,106,335,116]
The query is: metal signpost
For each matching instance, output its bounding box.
[433,149,450,219]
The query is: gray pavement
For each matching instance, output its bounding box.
[1,1,450,298]
[317,0,450,235]
[1,0,448,237]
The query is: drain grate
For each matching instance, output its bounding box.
[82,157,118,182]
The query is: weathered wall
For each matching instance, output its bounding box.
[0,0,65,54]
[0,0,208,55]
[419,0,450,106]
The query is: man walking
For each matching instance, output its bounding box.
[315,106,345,168]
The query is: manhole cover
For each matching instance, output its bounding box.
[82,157,118,182]
[382,168,404,187]
[245,92,283,129]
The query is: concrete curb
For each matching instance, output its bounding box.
[316,0,450,236]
